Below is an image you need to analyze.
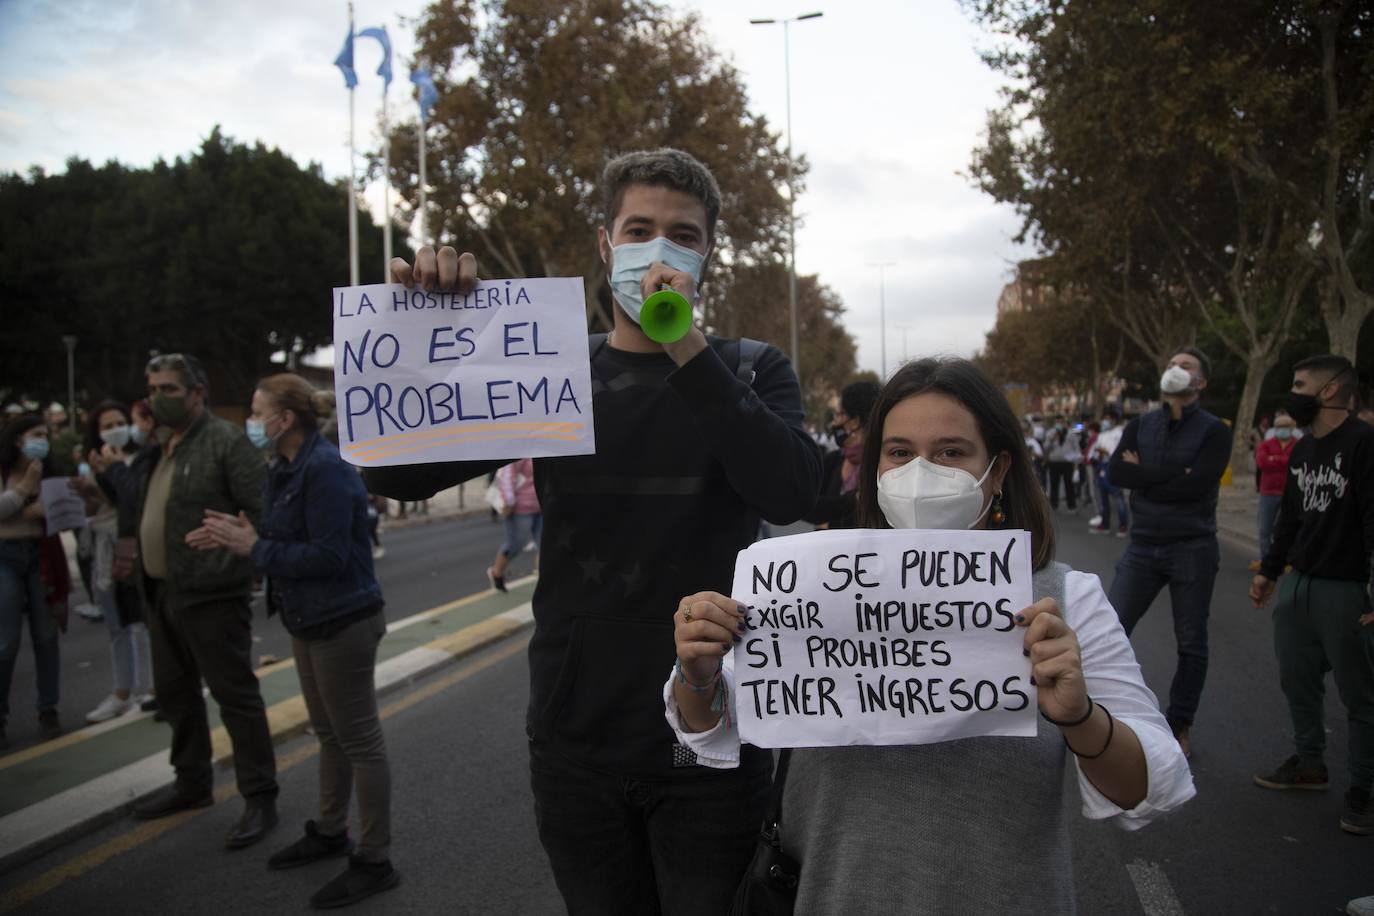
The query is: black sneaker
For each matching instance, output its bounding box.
[269,821,353,870]
[38,708,61,741]
[1341,787,1372,835]
[310,856,400,909]
[1254,754,1329,791]
[486,566,507,593]
[133,784,214,819]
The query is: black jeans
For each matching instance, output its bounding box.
[1108,536,1220,730]
[146,581,278,800]
[529,741,769,916]
[1047,461,1075,509]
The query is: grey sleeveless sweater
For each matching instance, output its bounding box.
[779,562,1074,915]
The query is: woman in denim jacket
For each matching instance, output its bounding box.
[190,373,398,910]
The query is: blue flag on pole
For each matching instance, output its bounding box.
[359,26,393,86]
[410,67,438,121]
[333,28,357,89]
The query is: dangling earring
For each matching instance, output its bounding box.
[990,491,1006,527]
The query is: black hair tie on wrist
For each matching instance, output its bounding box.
[1040,696,1095,728]
[1063,704,1114,759]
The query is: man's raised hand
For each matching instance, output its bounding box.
[390,246,478,295]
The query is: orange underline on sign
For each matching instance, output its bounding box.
[345,421,585,451]
[345,427,585,459]
[351,431,583,461]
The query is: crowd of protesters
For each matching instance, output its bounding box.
[2,147,1371,914]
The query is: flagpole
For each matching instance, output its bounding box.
[346,3,359,287]
[381,76,391,273]
[417,116,427,247]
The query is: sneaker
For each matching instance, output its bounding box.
[486,567,507,593]
[74,602,103,622]
[38,708,61,740]
[1348,894,1374,916]
[310,856,400,910]
[1341,787,1372,835]
[137,694,158,713]
[86,694,135,724]
[1087,515,1103,527]
[269,820,353,870]
[1116,527,1129,538]
[1254,754,1329,791]
[133,783,213,820]
[1089,524,1110,535]
[371,545,386,560]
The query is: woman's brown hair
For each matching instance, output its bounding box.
[854,357,1056,571]
[256,374,332,430]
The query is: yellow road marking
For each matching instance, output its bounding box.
[0,636,530,914]
[0,576,534,772]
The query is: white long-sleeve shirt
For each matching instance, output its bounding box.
[664,568,1195,831]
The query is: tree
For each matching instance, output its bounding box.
[0,129,392,407]
[963,0,1360,478]
[389,0,830,350]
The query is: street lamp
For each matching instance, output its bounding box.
[61,335,77,429]
[751,11,823,384]
[865,262,895,378]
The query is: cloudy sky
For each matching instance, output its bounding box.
[0,0,1030,377]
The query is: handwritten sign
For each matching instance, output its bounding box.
[40,478,86,534]
[731,527,1036,748]
[332,280,595,467]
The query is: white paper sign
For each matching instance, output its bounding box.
[332,279,596,467]
[731,527,1036,748]
[40,477,86,534]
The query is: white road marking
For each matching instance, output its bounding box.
[1126,859,1185,916]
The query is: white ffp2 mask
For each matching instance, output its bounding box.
[876,457,996,530]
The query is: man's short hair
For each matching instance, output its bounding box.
[1171,345,1211,380]
[601,149,722,242]
[1294,353,1356,401]
[146,352,208,392]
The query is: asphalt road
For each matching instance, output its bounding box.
[2,508,527,751]
[3,510,1371,914]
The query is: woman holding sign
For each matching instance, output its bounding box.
[188,374,399,910]
[667,358,1194,915]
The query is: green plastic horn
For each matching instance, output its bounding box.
[640,287,693,343]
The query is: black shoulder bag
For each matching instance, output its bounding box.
[730,749,800,915]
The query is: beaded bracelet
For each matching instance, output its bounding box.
[675,657,721,693]
[674,657,733,731]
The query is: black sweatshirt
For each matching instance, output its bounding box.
[363,336,821,778]
[1261,416,1374,585]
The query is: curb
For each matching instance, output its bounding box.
[0,603,533,877]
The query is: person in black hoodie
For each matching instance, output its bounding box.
[1106,346,1231,759]
[805,380,880,530]
[365,149,821,915]
[1250,355,1374,838]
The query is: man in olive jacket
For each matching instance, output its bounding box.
[128,353,279,849]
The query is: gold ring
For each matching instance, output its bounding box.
[682,605,693,622]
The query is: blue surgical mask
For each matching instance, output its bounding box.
[1100,420,1113,431]
[606,235,707,325]
[130,425,148,446]
[22,438,49,461]
[1275,427,1293,441]
[245,419,272,450]
[78,462,92,478]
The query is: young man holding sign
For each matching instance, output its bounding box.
[364,149,821,914]
[669,358,1194,914]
